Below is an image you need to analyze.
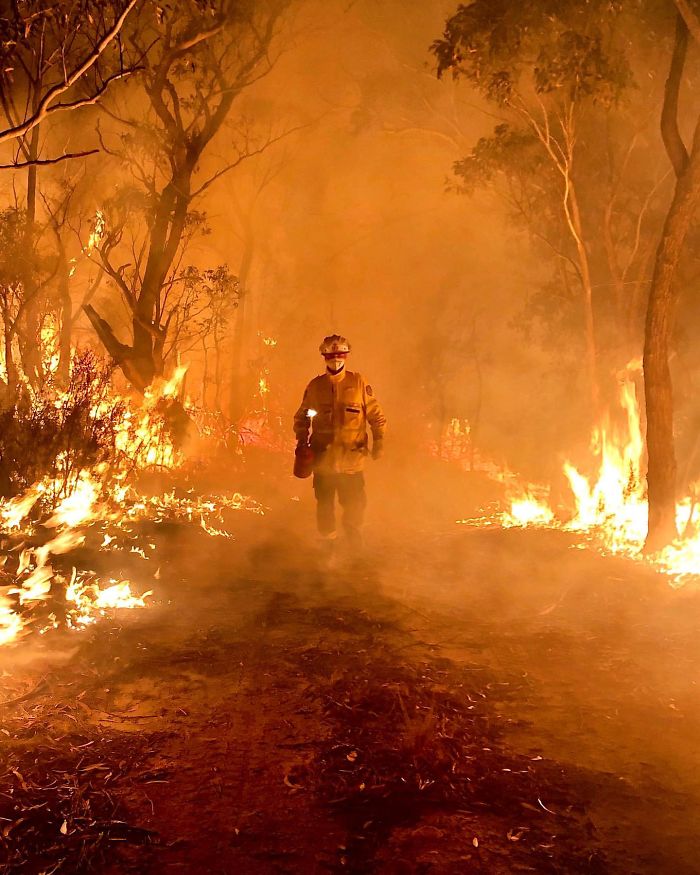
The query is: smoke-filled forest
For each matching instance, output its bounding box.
[1,1,700,872]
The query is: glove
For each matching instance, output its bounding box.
[372,439,384,461]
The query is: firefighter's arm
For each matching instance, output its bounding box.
[293,384,315,446]
[363,380,386,458]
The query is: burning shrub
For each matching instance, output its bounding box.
[0,350,124,501]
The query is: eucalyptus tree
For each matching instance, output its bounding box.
[0,0,140,390]
[0,0,138,151]
[431,0,665,413]
[434,0,700,550]
[84,0,292,392]
[644,2,700,548]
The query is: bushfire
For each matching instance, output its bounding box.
[457,365,700,587]
[0,349,264,648]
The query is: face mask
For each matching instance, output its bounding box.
[325,357,346,374]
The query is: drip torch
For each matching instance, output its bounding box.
[294,409,316,479]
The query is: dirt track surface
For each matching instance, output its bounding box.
[1,457,699,873]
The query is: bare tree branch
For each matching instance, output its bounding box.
[192,121,310,198]
[0,148,99,169]
[0,0,140,146]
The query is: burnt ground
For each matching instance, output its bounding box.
[1,453,700,874]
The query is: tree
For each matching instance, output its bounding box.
[84,0,291,392]
[0,0,139,153]
[644,3,700,549]
[0,0,140,393]
[432,1,654,412]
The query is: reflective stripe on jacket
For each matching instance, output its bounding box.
[293,370,386,474]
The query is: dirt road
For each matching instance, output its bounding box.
[1,457,699,873]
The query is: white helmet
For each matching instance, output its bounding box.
[319,334,351,355]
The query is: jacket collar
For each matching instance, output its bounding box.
[326,367,347,385]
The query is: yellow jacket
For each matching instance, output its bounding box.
[294,369,386,474]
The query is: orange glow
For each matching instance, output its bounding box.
[480,365,700,586]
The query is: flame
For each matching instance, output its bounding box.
[0,481,45,530]
[66,569,152,627]
[0,359,186,645]
[0,596,24,645]
[502,488,554,528]
[487,368,700,586]
[86,210,105,254]
[563,380,646,549]
[427,417,505,479]
[40,316,62,376]
[0,315,269,647]
[45,472,100,529]
[158,364,188,400]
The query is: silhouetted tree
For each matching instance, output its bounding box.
[0,0,139,393]
[84,0,291,392]
[644,3,700,548]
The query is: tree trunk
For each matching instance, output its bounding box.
[629,242,656,346]
[83,303,149,393]
[213,329,223,413]
[643,12,700,550]
[568,183,599,414]
[228,232,254,423]
[2,302,17,402]
[131,181,190,385]
[89,175,192,391]
[201,339,209,407]
[643,149,700,548]
[19,124,42,385]
[468,322,483,473]
[54,235,72,385]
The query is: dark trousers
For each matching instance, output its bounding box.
[313,472,366,539]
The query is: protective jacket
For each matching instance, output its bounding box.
[294,369,386,474]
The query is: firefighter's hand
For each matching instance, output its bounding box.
[372,439,384,461]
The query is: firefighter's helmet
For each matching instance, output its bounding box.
[319,334,351,355]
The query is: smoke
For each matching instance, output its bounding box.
[0,0,686,499]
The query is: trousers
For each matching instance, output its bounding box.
[313,472,366,539]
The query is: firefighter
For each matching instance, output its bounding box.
[294,334,386,551]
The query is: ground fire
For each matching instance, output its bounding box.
[457,363,700,586]
[1,1,700,873]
